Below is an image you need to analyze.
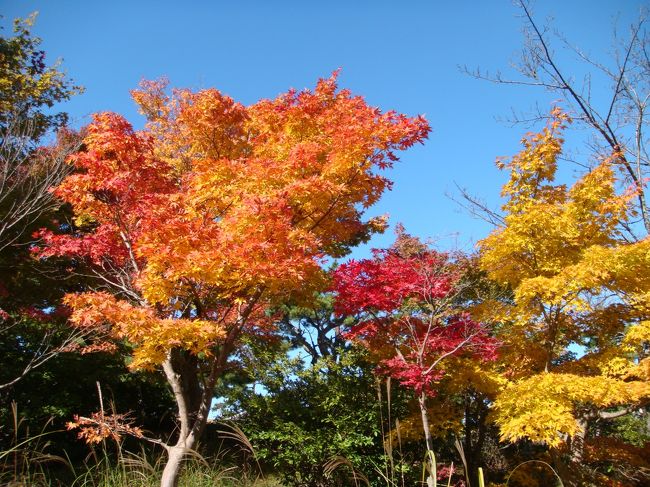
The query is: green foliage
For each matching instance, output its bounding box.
[276,293,350,366]
[607,412,650,447]
[0,13,82,140]
[223,344,387,486]
[0,349,175,456]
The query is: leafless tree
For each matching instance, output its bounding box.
[463,0,649,239]
[0,115,80,252]
[0,116,85,390]
[0,318,91,391]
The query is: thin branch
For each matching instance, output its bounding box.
[447,183,505,227]
[599,401,649,420]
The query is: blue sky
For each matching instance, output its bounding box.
[2,0,646,257]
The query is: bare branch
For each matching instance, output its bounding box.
[464,1,650,237]
[599,401,649,420]
[447,183,505,227]
[0,321,94,390]
[0,118,80,252]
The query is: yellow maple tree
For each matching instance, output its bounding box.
[477,110,650,468]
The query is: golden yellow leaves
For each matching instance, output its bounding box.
[442,357,506,396]
[497,109,568,210]
[481,112,631,291]
[387,404,463,444]
[624,320,650,353]
[566,162,629,241]
[478,110,650,449]
[479,114,646,319]
[64,292,226,370]
[493,373,649,447]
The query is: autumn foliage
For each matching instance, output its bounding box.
[333,236,498,396]
[34,73,429,485]
[332,230,498,472]
[477,110,650,456]
[5,6,650,487]
[38,73,429,370]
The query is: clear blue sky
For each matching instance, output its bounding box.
[2,0,646,257]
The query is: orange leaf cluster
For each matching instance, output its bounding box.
[66,411,144,444]
[40,73,430,369]
[64,292,226,370]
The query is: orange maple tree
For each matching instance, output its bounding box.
[37,73,429,486]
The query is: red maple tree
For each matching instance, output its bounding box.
[332,229,498,459]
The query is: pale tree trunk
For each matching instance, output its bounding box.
[160,446,187,487]
[570,418,588,464]
[157,293,260,487]
[418,392,436,487]
[159,350,213,487]
[419,392,434,452]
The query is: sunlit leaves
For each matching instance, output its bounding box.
[0,14,82,138]
[40,73,430,371]
[64,292,226,370]
[494,373,648,447]
[479,110,650,448]
[333,232,498,395]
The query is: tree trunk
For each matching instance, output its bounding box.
[160,446,187,487]
[159,350,211,487]
[464,394,488,487]
[464,398,476,487]
[156,294,256,487]
[418,393,433,452]
[418,392,435,487]
[570,418,587,464]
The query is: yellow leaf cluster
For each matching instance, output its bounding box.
[478,110,650,447]
[64,292,226,370]
[441,357,507,396]
[387,403,463,446]
[493,373,649,447]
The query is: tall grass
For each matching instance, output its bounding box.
[3,442,282,487]
[2,393,566,487]
[0,401,280,487]
[0,401,69,486]
[65,419,281,487]
[68,449,281,487]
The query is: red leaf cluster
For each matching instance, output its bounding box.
[332,234,498,395]
[333,248,453,316]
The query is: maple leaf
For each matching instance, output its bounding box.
[332,229,498,455]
